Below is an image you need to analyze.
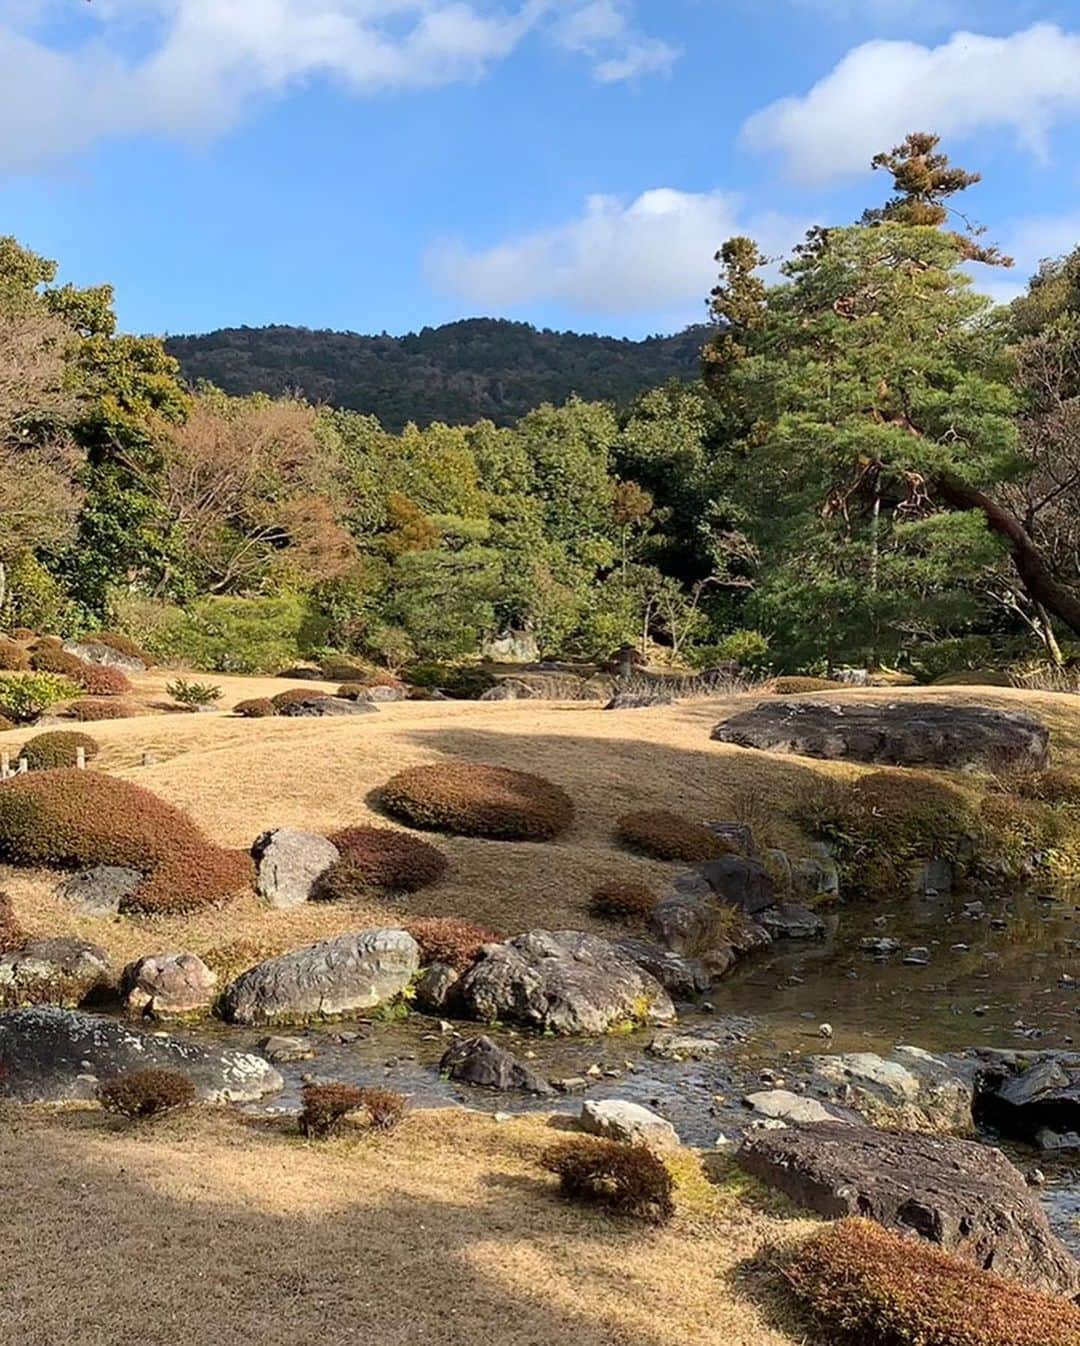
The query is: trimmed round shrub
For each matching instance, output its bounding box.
[31,635,63,650]
[0,770,254,915]
[21,730,100,771]
[615,810,730,862]
[541,1137,674,1224]
[0,891,24,953]
[77,664,133,697]
[784,1217,1080,1346]
[359,1086,408,1133]
[381,762,574,841]
[768,675,838,693]
[0,639,29,671]
[401,916,499,972]
[29,646,86,678]
[234,697,277,718]
[67,697,139,722]
[82,631,150,665]
[98,1069,196,1120]
[299,1081,366,1139]
[589,880,656,923]
[323,825,449,894]
[271,688,322,711]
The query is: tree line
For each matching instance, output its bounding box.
[0,132,1078,677]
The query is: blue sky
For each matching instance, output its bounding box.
[2,1,1080,338]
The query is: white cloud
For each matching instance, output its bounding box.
[970,209,1080,307]
[425,186,802,318]
[743,23,1080,184]
[0,0,672,173]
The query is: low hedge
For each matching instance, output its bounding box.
[77,664,133,697]
[784,1218,1080,1346]
[234,698,277,718]
[21,730,100,771]
[323,825,449,894]
[401,916,499,971]
[615,810,730,862]
[589,880,656,922]
[67,698,139,722]
[0,770,253,915]
[380,762,574,841]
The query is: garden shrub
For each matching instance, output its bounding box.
[615,810,730,863]
[29,646,86,679]
[381,762,574,841]
[784,1217,1080,1346]
[0,673,80,722]
[541,1137,675,1225]
[67,698,139,722]
[271,688,322,711]
[97,1069,196,1121]
[319,656,374,682]
[9,628,35,642]
[0,770,254,915]
[0,891,24,953]
[768,675,838,693]
[31,635,63,649]
[0,639,29,671]
[76,664,133,697]
[589,880,656,923]
[359,1086,408,1133]
[234,698,277,718]
[166,679,223,708]
[322,825,449,894]
[299,1082,366,1138]
[82,631,151,664]
[401,916,499,972]
[21,730,100,771]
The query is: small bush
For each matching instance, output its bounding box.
[589,881,656,923]
[271,688,321,711]
[0,639,29,671]
[29,646,86,678]
[322,826,449,894]
[401,916,499,972]
[67,697,139,722]
[359,1086,408,1133]
[541,1137,675,1224]
[615,810,730,863]
[21,730,100,771]
[0,891,24,953]
[0,770,253,915]
[234,697,277,718]
[77,664,133,697]
[784,1217,1080,1346]
[166,679,223,708]
[0,673,80,722]
[83,631,150,664]
[768,675,838,693]
[97,1068,197,1121]
[381,762,574,841]
[201,938,280,986]
[299,1082,366,1139]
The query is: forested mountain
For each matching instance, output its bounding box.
[164,318,705,429]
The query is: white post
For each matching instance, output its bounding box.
[16,757,27,773]
[75,746,86,769]
[0,750,9,779]
[142,751,154,767]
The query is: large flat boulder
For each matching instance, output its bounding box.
[0,1007,282,1103]
[221,928,419,1026]
[63,639,146,672]
[808,1046,975,1133]
[738,1122,1080,1298]
[0,938,110,1008]
[579,1098,679,1151]
[712,699,1049,771]
[275,695,378,717]
[458,930,675,1035]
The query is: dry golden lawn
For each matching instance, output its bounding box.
[3,679,1079,968]
[0,1104,815,1346]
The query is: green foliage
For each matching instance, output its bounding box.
[0,672,79,721]
[693,628,771,669]
[166,679,223,708]
[1,554,81,637]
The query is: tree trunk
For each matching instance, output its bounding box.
[938,476,1080,638]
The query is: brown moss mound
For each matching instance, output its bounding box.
[0,890,24,953]
[541,1137,675,1224]
[29,646,86,678]
[0,770,253,915]
[381,763,574,841]
[77,664,133,696]
[0,639,29,671]
[589,880,656,923]
[98,1069,196,1121]
[299,1082,407,1139]
[322,825,449,894]
[234,698,277,718]
[9,628,35,642]
[271,688,322,711]
[784,1218,1080,1346]
[0,715,16,733]
[769,675,838,693]
[21,730,100,771]
[401,916,499,972]
[83,631,150,664]
[615,810,729,862]
[67,698,140,722]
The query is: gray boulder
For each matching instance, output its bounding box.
[712,699,1049,771]
[56,865,141,916]
[0,938,109,1008]
[580,1098,679,1151]
[647,1031,726,1061]
[440,1035,552,1094]
[604,691,675,710]
[276,695,378,717]
[743,1089,846,1125]
[121,952,217,1020]
[483,629,540,663]
[977,1052,1080,1146]
[809,1045,974,1132]
[478,680,537,702]
[63,639,146,672]
[608,937,710,998]
[698,855,775,915]
[413,961,462,1014]
[458,930,674,1035]
[755,903,826,940]
[0,1007,282,1103]
[221,928,420,1026]
[252,827,339,909]
[791,848,840,902]
[738,1121,1080,1298]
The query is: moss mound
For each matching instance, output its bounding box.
[0,770,253,915]
[21,731,100,771]
[785,1217,1080,1346]
[542,1137,674,1225]
[234,698,277,718]
[0,639,29,671]
[401,916,499,971]
[615,810,730,862]
[67,698,139,722]
[589,880,656,923]
[77,664,133,696]
[380,763,574,841]
[321,825,449,894]
[768,675,838,693]
[29,646,86,679]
